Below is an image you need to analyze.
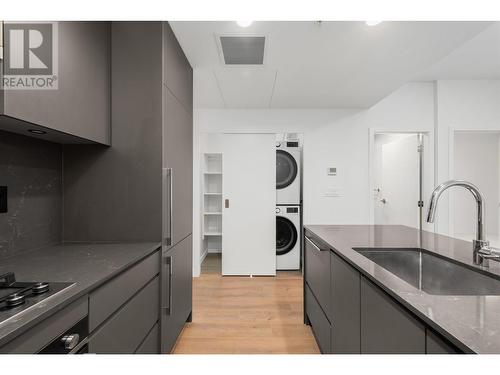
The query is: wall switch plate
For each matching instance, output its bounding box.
[324,187,344,197]
[0,186,7,213]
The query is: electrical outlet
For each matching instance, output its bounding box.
[0,186,7,213]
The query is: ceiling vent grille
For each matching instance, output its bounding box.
[220,36,265,65]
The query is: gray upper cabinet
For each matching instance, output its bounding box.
[1,22,110,144]
[162,23,193,112]
[360,276,425,354]
[330,252,361,354]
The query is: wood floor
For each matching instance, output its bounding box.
[172,253,320,354]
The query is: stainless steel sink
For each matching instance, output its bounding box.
[353,248,500,295]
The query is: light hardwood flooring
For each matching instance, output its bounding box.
[172,253,320,354]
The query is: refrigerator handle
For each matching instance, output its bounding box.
[163,255,173,315]
[164,168,173,247]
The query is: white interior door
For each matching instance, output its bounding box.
[375,134,420,229]
[222,133,276,276]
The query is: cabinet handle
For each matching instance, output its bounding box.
[305,237,326,252]
[163,256,173,315]
[164,168,173,246]
[168,256,173,316]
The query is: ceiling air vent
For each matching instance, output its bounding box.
[220,36,265,65]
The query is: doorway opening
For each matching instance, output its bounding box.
[451,131,500,247]
[371,131,433,231]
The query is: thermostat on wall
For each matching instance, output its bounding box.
[327,167,337,176]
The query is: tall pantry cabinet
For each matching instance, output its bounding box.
[63,22,193,353]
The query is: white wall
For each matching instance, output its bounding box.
[453,132,500,237]
[192,82,435,276]
[435,80,500,235]
[192,79,500,276]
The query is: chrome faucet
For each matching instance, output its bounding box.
[426,180,500,267]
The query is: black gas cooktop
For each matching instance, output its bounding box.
[0,272,73,325]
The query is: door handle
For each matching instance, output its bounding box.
[225,199,229,208]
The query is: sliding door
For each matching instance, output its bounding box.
[222,134,276,276]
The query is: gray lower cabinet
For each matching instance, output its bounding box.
[161,235,193,353]
[135,324,160,354]
[89,277,159,354]
[304,236,331,318]
[88,251,160,331]
[305,284,331,354]
[330,253,360,354]
[1,21,110,144]
[304,232,461,354]
[360,276,425,354]
[426,329,460,354]
[0,297,88,354]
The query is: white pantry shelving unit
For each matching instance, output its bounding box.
[202,153,223,256]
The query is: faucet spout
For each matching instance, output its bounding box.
[426,180,493,266]
[426,180,486,241]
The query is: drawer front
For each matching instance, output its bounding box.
[426,330,460,354]
[305,235,331,317]
[361,276,425,354]
[0,297,88,354]
[331,252,361,354]
[89,250,160,331]
[305,284,331,354]
[135,323,160,354]
[89,276,159,354]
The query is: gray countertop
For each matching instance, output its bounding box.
[304,224,500,354]
[0,241,161,347]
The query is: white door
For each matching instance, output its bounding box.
[222,133,276,276]
[375,134,420,229]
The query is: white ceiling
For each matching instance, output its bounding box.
[413,23,500,81]
[170,21,493,109]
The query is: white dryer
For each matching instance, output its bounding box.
[276,205,301,270]
[276,141,301,205]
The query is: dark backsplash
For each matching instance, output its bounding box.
[0,130,62,258]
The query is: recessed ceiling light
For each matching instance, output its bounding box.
[28,129,47,135]
[236,21,253,28]
[365,21,382,26]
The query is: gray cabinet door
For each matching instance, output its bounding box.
[305,284,331,354]
[163,86,193,247]
[89,277,159,354]
[426,330,460,354]
[162,23,193,112]
[161,234,193,353]
[3,22,110,144]
[360,276,425,354]
[330,252,361,354]
[304,236,331,318]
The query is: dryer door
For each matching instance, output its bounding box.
[276,216,298,255]
[276,150,298,189]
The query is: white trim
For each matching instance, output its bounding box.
[368,128,435,232]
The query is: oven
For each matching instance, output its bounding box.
[38,317,89,354]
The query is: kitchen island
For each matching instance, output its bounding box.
[303,225,500,354]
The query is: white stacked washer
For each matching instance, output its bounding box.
[276,140,302,270]
[275,205,301,270]
[276,141,301,205]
